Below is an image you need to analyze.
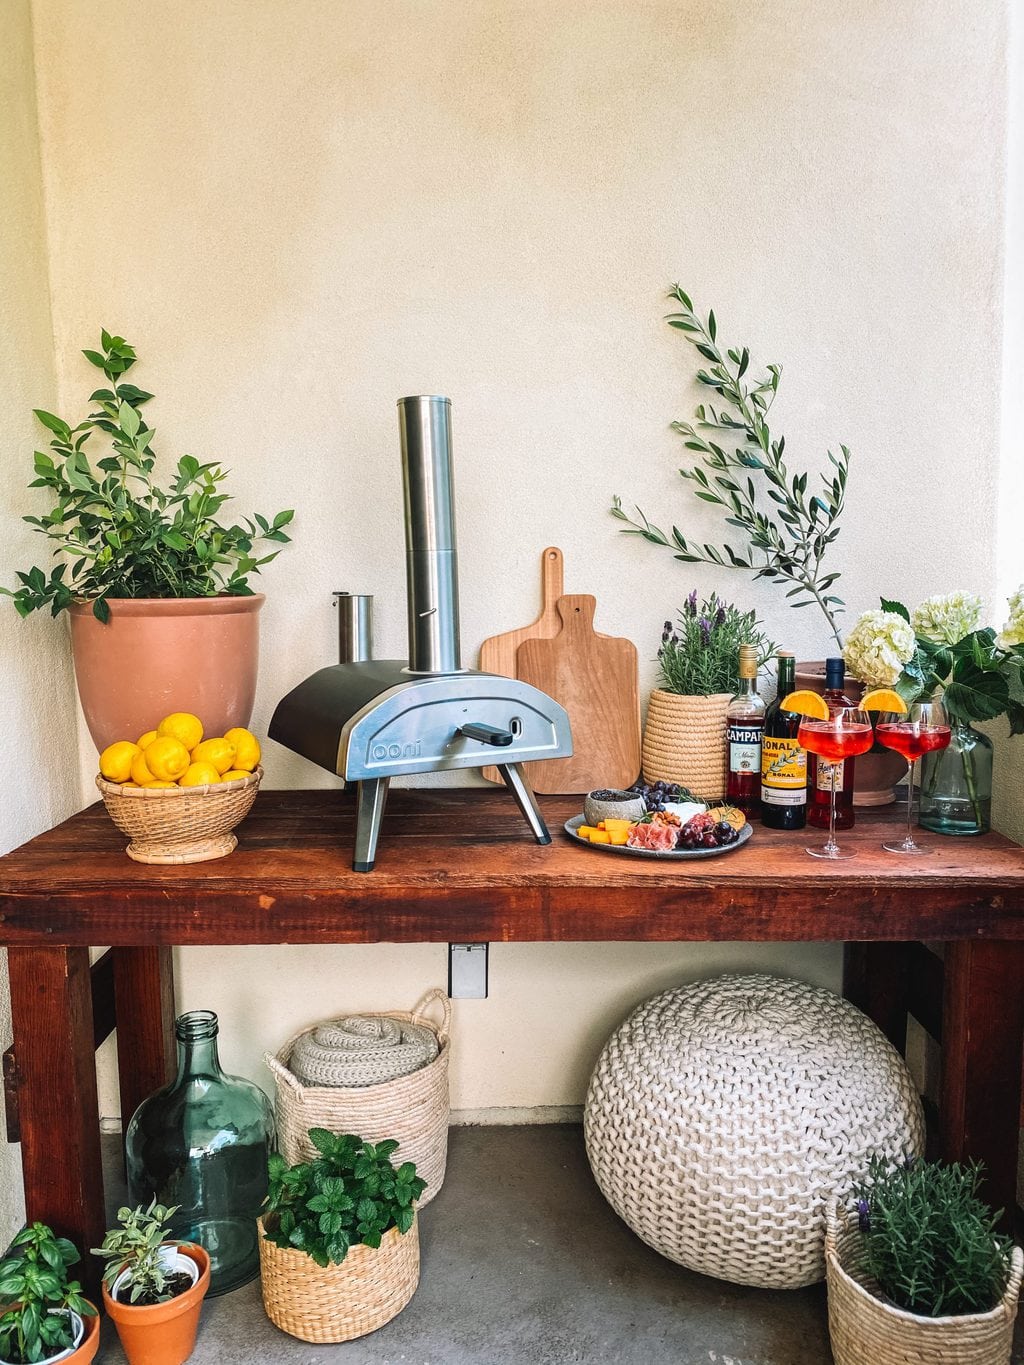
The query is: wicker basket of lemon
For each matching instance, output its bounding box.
[96,712,263,864]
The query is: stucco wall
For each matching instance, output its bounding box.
[3,0,1017,1144]
[0,0,80,1242]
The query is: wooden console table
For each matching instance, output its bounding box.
[1,788,1023,1290]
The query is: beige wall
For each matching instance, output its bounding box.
[0,0,80,1241]
[1,0,1018,1157]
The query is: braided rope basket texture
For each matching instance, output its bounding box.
[266,989,451,1207]
[826,1205,1024,1365]
[258,1215,419,1343]
[584,974,925,1290]
[641,690,730,802]
[96,766,261,864]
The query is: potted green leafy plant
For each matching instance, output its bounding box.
[826,1157,1023,1365]
[1,333,293,750]
[0,1223,97,1365]
[258,1128,425,1344]
[642,591,774,802]
[93,1200,210,1365]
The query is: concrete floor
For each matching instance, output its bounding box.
[97,1125,1024,1365]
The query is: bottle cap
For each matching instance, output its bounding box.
[776,650,794,658]
[738,644,757,678]
[825,657,846,688]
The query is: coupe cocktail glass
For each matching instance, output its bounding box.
[797,707,874,859]
[875,700,952,854]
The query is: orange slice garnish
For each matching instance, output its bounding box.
[860,688,908,714]
[780,690,830,720]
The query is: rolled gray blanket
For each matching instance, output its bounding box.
[288,1014,439,1088]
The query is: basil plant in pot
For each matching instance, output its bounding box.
[258,1128,425,1345]
[641,591,774,804]
[0,1223,98,1365]
[1,334,293,750]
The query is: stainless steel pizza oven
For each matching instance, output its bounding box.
[269,396,572,871]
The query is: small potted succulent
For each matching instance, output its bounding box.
[0,1223,98,1365]
[93,1200,210,1365]
[826,1157,1023,1365]
[259,1128,425,1344]
[640,591,774,802]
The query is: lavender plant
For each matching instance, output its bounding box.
[851,1157,1012,1317]
[656,592,775,696]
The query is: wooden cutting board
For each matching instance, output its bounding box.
[516,594,640,795]
[479,547,565,783]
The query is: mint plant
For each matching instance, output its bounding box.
[2,332,293,623]
[92,1199,188,1305]
[851,1157,1012,1317]
[0,1222,95,1364]
[263,1129,426,1269]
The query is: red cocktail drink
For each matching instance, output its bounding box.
[797,713,874,859]
[875,722,951,761]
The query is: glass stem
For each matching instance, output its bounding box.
[906,759,916,843]
[828,764,839,852]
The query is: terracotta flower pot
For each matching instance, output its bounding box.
[795,662,908,806]
[69,596,263,751]
[0,1304,99,1365]
[102,1244,210,1365]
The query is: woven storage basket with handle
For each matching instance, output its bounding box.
[641,690,730,803]
[258,1214,419,1343]
[266,989,451,1207]
[826,1204,1024,1365]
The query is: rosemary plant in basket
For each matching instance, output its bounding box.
[657,591,775,696]
[263,1129,426,1268]
[849,1156,1013,1317]
[612,287,850,650]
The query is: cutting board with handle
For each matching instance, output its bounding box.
[516,594,640,795]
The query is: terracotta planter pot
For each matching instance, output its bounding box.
[69,596,263,751]
[641,691,730,803]
[0,1304,99,1365]
[102,1244,210,1365]
[795,662,908,806]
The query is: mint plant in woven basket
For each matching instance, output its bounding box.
[258,1129,425,1344]
[825,1157,1024,1365]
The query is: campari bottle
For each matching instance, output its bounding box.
[726,644,765,817]
[760,651,807,830]
[807,657,858,830]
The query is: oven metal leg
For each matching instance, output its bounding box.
[497,763,551,844]
[354,777,391,871]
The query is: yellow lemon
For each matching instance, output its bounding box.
[178,761,221,787]
[121,781,140,789]
[143,780,177,789]
[779,690,831,721]
[137,730,159,749]
[220,770,251,783]
[145,736,191,782]
[157,712,204,751]
[99,740,141,784]
[130,749,156,785]
[860,687,908,714]
[191,737,236,774]
[223,727,260,772]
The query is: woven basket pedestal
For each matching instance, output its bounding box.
[259,1216,419,1343]
[641,690,730,803]
[584,974,925,1290]
[266,990,451,1207]
[826,1205,1024,1365]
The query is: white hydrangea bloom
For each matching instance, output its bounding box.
[997,586,1024,649]
[911,591,983,646]
[843,610,917,687]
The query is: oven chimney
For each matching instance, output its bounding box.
[398,395,461,674]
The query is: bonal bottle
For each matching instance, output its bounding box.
[126,1010,275,1296]
[760,651,807,830]
[726,644,765,816]
[807,657,858,830]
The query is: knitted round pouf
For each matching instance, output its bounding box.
[584,974,925,1290]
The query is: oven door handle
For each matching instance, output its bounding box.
[458,722,514,747]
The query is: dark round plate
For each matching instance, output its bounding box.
[563,814,752,859]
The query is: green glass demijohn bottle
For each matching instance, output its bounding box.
[125,1010,275,1296]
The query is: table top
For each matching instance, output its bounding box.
[1,789,1023,946]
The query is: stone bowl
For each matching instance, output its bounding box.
[583,789,646,826]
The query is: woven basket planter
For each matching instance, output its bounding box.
[585,974,925,1289]
[641,690,730,802]
[266,989,451,1207]
[258,1215,419,1344]
[96,767,261,864]
[826,1205,1024,1365]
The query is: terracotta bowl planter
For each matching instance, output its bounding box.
[102,1244,210,1365]
[69,596,264,751]
[795,662,908,806]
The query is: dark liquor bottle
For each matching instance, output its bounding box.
[807,657,858,831]
[760,651,807,830]
[726,644,765,816]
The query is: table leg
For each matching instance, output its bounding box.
[7,946,105,1293]
[842,942,911,1053]
[112,947,176,1131]
[941,939,1024,1226]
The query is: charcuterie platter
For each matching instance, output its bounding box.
[563,814,752,859]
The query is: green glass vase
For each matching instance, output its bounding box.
[125,1010,275,1296]
[918,718,993,836]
